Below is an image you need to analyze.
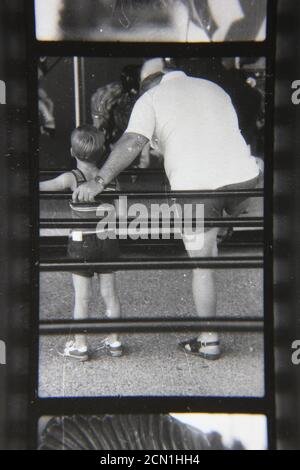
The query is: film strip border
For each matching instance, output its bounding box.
[0,0,285,450]
[274,0,300,450]
[31,1,277,452]
[0,1,7,450]
[0,0,34,450]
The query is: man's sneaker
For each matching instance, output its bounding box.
[178,337,221,360]
[97,339,123,357]
[58,341,89,362]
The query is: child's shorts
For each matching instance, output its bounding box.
[67,231,120,278]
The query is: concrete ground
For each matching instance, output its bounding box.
[39,268,264,397]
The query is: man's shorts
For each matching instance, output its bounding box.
[67,232,120,278]
[172,174,260,232]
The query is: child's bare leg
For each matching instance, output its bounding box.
[72,273,92,349]
[99,273,121,346]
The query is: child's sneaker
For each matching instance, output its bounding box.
[58,341,89,362]
[97,339,123,357]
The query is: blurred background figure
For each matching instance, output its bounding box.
[38,58,56,137]
[206,0,266,41]
[91,64,140,145]
[39,88,56,137]
[35,0,267,42]
[91,63,151,180]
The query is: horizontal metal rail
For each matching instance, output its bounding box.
[40,256,263,271]
[39,235,264,252]
[39,317,264,335]
[40,189,264,200]
[40,240,264,250]
[40,229,263,245]
[39,217,264,229]
[40,168,165,177]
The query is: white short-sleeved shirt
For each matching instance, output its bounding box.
[125,71,259,190]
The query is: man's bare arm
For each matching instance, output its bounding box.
[99,133,149,185]
[72,133,149,202]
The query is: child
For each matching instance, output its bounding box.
[40,124,123,361]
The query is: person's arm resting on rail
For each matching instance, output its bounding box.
[72,133,149,202]
[40,173,75,192]
[72,92,155,202]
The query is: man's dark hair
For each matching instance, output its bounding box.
[140,72,164,96]
[120,64,141,95]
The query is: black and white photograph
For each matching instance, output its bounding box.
[34,0,267,42]
[4,0,300,452]
[38,413,268,450]
[39,56,265,398]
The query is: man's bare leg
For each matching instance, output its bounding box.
[182,227,220,358]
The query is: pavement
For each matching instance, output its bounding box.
[39,268,264,397]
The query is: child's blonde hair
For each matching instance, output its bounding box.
[71,124,105,162]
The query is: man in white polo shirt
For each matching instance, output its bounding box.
[73,67,260,360]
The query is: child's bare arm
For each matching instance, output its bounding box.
[39,172,75,192]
